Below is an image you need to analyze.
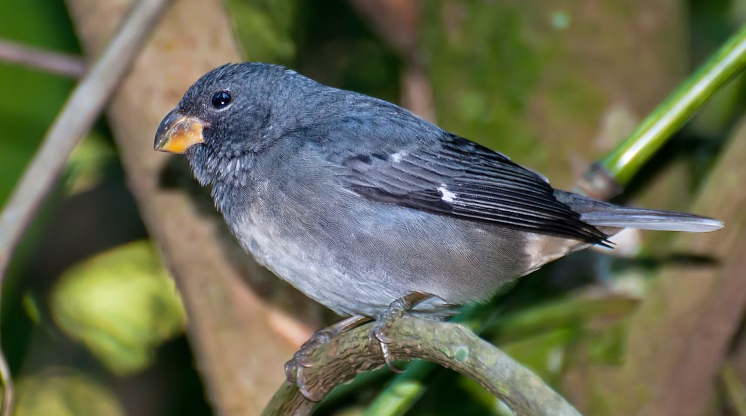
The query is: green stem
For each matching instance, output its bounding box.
[361,360,434,416]
[601,22,746,186]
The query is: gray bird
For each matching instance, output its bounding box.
[154,63,723,399]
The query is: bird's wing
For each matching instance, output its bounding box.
[340,134,609,245]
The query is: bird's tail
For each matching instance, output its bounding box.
[554,190,723,233]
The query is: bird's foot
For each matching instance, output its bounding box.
[285,315,370,401]
[368,292,431,373]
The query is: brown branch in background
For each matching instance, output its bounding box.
[0,1,175,414]
[347,0,436,122]
[347,0,419,55]
[0,39,86,78]
[261,316,583,416]
[63,0,306,414]
[401,60,436,123]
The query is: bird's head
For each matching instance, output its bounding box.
[154,62,313,185]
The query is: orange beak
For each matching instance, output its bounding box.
[154,109,206,154]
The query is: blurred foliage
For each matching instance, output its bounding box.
[293,0,401,102]
[1,0,745,415]
[225,0,298,64]
[63,132,116,196]
[420,0,686,191]
[15,369,124,416]
[421,0,543,163]
[50,241,186,376]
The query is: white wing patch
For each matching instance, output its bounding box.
[437,185,457,203]
[390,151,408,163]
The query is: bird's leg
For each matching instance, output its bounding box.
[285,314,371,401]
[368,292,432,373]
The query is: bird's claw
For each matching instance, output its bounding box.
[284,359,298,383]
[367,296,415,372]
[297,372,323,402]
[285,359,324,402]
[284,359,324,402]
[285,315,371,401]
[284,329,334,402]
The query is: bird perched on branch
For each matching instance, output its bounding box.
[154,62,723,401]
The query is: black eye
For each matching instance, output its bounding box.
[211,91,232,109]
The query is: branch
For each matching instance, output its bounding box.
[0,39,85,78]
[0,1,175,415]
[261,316,583,416]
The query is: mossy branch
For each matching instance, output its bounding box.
[261,315,582,416]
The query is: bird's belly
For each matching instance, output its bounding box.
[234,212,411,317]
[229,197,570,318]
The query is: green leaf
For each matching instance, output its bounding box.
[14,368,124,416]
[50,241,186,376]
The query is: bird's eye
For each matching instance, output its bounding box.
[211,91,232,109]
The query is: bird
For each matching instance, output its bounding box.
[154,62,723,400]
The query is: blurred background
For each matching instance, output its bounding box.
[2,0,746,415]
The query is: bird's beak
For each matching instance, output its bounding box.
[154,109,206,154]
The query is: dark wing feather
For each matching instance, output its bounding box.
[342,134,610,246]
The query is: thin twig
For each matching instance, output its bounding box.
[0,0,176,414]
[721,364,746,416]
[0,39,86,78]
[0,352,9,416]
[261,315,583,416]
